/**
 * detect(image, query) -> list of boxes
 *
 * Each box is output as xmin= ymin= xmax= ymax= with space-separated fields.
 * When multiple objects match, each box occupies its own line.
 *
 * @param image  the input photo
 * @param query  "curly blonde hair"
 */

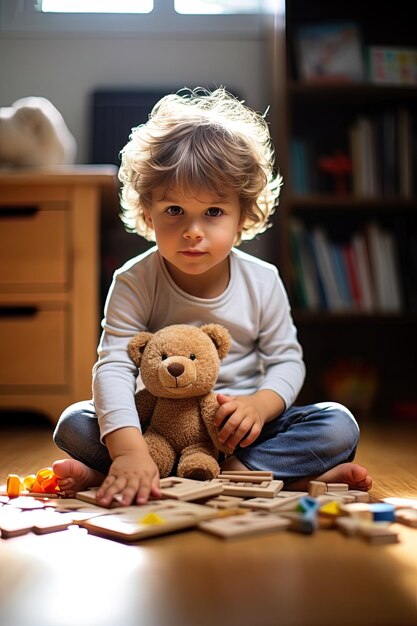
xmin=118 ymin=87 xmax=282 ymax=244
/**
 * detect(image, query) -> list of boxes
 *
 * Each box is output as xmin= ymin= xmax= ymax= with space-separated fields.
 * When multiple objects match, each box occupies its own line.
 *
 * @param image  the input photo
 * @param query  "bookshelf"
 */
xmin=268 ymin=0 xmax=417 ymax=421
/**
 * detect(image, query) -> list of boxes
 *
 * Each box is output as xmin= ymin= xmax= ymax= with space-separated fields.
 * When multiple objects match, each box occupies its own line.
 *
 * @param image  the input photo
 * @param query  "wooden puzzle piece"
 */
xmin=0 ymin=487 xmax=60 ymax=499
xmin=76 ymin=488 xmax=122 ymax=508
xmin=336 ymin=516 xmax=364 ymax=537
xmin=257 ymin=492 xmax=305 ymax=511
xmin=326 ymin=483 xmax=349 ymax=492
xmin=358 ymin=522 xmax=399 ymax=545
xmin=218 ymin=472 xmax=275 ymax=484
xmin=216 ymin=479 xmax=284 ymax=499
xmin=239 ymin=497 xmax=291 ymax=512
xmin=0 ymin=510 xmax=37 ymax=538
xmin=78 ymin=499 xmax=217 ymax=542
xmin=220 ymin=470 xmax=274 ymax=478
xmin=204 ymin=495 xmax=245 ymax=509
xmin=239 ymin=491 xmax=304 ymax=512
xmin=198 ymin=510 xmax=290 ymax=539
xmin=395 ymin=508 xmax=417 ymax=527
xmin=308 ymin=481 xmax=327 ymax=497
xmin=275 ymin=491 xmax=308 ymax=498
xmin=348 ymin=490 xmax=370 ymax=503
xmin=0 ymin=509 xmax=74 ymax=538
xmin=6 ymin=496 xmax=51 ymax=510
xmin=340 ymin=502 xmax=373 ymax=521
xmin=279 ymin=511 xmax=318 ymax=534
xmin=159 ymin=477 xmax=224 ymax=501
xmin=48 ymin=498 xmax=110 ymax=514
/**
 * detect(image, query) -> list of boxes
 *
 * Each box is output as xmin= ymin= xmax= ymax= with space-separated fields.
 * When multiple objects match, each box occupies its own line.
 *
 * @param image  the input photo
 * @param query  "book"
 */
xmin=351 ymin=232 xmax=374 ymax=312
xmin=398 ymin=108 xmax=413 ymax=199
xmin=289 ymin=218 xmax=309 ymax=308
xmin=368 ymin=46 xmax=417 ymax=85
xmin=365 ymin=222 xmax=403 ymax=312
xmin=310 ymin=226 xmax=345 ymax=311
xmin=342 ymin=243 xmax=362 ymax=311
xmin=295 ymin=21 xmax=365 ymax=83
xmin=329 ymin=241 xmax=352 ymax=309
xmin=380 ymin=230 xmax=403 ymax=312
xmin=289 ymin=219 xmax=321 ymax=310
xmin=290 ymin=139 xmax=311 ymax=194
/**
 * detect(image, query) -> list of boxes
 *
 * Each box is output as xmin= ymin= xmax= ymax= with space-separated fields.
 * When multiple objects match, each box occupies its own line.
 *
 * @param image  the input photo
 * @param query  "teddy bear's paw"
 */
xmin=182 ymin=467 xmax=215 ymax=481
xmin=177 ymin=453 xmax=220 ymax=481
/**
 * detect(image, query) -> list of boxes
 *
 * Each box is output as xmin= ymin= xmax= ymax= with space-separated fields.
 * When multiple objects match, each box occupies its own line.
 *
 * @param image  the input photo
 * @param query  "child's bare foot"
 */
xmin=52 ymin=459 xmax=104 ymax=497
xmin=286 ymin=462 xmax=372 ymax=492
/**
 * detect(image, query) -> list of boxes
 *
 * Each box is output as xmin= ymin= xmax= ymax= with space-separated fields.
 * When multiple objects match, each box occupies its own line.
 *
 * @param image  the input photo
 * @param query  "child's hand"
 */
xmin=214 ymin=393 xmax=266 ymax=451
xmin=96 ymin=449 xmax=160 ymax=507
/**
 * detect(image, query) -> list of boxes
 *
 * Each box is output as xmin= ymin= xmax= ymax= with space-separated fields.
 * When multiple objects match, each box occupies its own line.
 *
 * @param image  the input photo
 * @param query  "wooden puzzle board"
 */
xmin=77 ymin=499 xmax=218 ymax=541
xmin=76 ymin=476 xmax=224 ymax=507
xmin=199 ymin=511 xmax=290 ymax=539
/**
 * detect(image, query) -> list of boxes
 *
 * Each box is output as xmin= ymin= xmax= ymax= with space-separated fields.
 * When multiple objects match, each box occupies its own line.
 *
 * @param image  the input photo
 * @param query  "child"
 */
xmin=52 ymin=88 xmax=371 ymax=506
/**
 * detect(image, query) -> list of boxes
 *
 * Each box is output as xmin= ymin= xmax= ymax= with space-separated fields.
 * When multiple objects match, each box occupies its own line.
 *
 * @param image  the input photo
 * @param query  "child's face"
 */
xmin=144 ymin=186 xmax=244 ymax=287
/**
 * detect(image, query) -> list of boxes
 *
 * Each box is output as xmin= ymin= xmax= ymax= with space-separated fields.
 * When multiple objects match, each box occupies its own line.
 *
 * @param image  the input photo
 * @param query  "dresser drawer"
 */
xmin=0 ymin=305 xmax=68 ymax=386
xmin=0 ymin=203 xmax=69 ymax=289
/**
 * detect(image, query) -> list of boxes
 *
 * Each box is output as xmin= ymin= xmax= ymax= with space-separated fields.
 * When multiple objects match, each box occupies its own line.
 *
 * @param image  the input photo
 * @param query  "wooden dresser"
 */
xmin=0 ymin=166 xmax=119 ymax=424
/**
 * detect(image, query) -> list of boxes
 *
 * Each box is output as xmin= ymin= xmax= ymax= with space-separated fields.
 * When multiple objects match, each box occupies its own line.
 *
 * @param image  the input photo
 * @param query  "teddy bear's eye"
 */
xmin=189 ymin=354 xmax=196 ymax=360
xmin=161 ymin=353 xmax=168 ymax=360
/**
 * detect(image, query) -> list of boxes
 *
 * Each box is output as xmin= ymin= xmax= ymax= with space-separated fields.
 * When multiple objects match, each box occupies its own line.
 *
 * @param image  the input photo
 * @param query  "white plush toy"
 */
xmin=0 ymin=97 xmax=77 ymax=167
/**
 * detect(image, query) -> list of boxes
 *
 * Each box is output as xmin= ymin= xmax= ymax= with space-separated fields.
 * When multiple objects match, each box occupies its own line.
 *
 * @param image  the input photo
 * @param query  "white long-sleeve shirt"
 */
xmin=93 ymin=246 xmax=305 ymax=441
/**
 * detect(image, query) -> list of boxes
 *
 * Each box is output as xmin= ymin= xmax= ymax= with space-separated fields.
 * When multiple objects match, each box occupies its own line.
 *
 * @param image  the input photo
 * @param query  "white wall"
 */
xmin=0 ymin=34 xmax=267 ymax=163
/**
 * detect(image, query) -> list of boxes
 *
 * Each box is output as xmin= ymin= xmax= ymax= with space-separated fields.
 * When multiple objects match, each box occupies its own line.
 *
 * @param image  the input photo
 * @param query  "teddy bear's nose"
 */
xmin=167 ymin=362 xmax=184 ymax=378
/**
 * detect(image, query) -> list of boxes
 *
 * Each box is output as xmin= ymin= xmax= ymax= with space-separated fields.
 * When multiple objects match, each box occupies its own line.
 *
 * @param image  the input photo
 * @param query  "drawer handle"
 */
xmin=0 ymin=207 xmax=39 ymax=218
xmin=0 ymin=306 xmax=39 ymax=317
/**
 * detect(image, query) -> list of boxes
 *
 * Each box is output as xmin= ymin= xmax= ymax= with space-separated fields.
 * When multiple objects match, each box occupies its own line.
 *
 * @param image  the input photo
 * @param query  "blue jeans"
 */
xmin=53 ymin=400 xmax=359 ymax=484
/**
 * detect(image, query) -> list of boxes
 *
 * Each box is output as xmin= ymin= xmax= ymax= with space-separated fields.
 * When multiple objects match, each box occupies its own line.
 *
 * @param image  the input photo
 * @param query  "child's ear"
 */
xmin=238 ymin=210 xmax=246 ymax=229
xmin=142 ymin=207 xmax=153 ymax=229
xmin=237 ymin=209 xmax=246 ymax=234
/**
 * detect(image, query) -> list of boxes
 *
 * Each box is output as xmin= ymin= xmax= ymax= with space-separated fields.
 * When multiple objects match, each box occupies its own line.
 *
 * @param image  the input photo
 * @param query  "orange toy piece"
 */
xmin=23 ymin=474 xmax=37 ymax=491
xmin=5 ymin=468 xmax=60 ymax=497
xmin=7 ymin=474 xmax=23 ymax=498
xmin=32 ymin=467 xmax=60 ymax=494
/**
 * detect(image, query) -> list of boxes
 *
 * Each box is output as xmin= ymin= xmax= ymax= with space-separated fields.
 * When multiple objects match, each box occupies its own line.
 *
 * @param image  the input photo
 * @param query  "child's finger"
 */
xmin=238 ymin=422 xmax=262 ymax=448
xmin=217 ymin=393 xmax=235 ymax=405
xmin=97 ymin=475 xmax=128 ymax=505
xmin=136 ymin=479 xmax=153 ymax=505
xmin=223 ymin=417 xmax=252 ymax=449
xmin=218 ymin=417 xmax=239 ymax=443
xmin=214 ymin=400 xmax=237 ymax=427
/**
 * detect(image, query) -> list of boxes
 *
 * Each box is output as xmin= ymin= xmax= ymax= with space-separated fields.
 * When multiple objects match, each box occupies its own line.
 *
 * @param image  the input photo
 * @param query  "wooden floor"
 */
xmin=0 ymin=417 xmax=416 ymax=626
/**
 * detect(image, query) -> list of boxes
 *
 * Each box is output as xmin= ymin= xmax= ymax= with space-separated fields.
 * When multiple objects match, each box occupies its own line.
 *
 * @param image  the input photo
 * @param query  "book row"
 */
xmin=289 ymin=218 xmax=417 ymax=313
xmin=291 ymin=107 xmax=416 ymax=198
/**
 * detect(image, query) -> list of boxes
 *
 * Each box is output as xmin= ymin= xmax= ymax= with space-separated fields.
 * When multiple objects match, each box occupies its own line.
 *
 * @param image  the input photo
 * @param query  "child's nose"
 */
xmin=183 ymin=220 xmax=204 ymax=239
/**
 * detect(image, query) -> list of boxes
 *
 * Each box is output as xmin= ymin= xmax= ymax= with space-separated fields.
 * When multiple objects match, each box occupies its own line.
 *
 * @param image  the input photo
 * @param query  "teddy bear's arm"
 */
xmin=134 ymin=388 xmax=158 ymax=429
xmin=199 ymin=393 xmax=233 ymax=456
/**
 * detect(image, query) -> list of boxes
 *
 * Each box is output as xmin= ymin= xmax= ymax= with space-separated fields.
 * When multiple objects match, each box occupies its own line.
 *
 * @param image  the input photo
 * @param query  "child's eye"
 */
xmin=166 ymin=205 xmax=183 ymax=216
xmin=206 ymin=207 xmax=223 ymax=217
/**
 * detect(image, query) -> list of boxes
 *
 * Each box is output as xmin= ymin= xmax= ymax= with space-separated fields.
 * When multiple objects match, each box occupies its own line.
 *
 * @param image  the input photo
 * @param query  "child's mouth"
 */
xmin=180 ymin=250 xmax=206 ymax=257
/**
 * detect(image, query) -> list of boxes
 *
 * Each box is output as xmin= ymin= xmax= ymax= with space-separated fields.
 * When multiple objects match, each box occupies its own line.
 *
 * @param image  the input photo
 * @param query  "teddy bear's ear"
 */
xmin=200 ymin=324 xmax=231 ymax=360
xmin=127 ymin=332 xmax=153 ymax=367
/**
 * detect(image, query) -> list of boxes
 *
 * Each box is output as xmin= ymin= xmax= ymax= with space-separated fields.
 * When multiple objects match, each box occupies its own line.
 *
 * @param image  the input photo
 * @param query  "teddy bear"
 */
xmin=0 ymin=96 xmax=76 ymax=167
xmin=127 ymin=323 xmax=233 ymax=480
